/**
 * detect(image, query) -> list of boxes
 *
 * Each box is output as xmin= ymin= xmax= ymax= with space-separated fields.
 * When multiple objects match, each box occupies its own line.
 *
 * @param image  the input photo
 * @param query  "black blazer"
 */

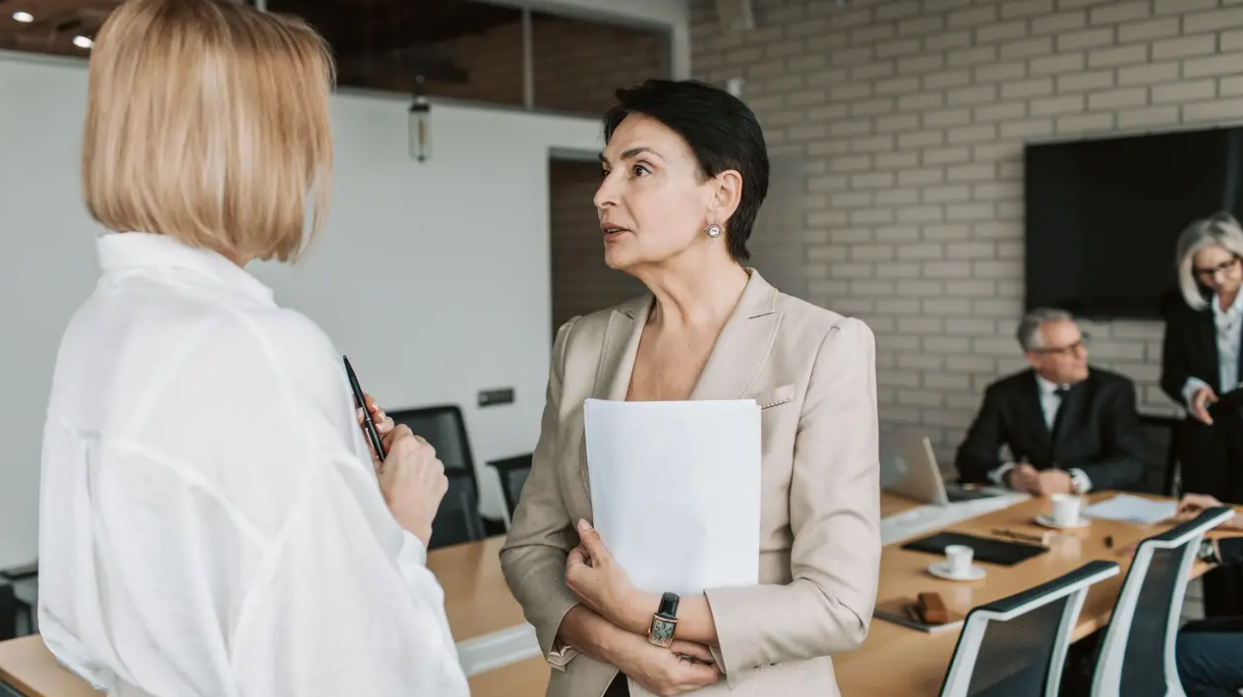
xmin=955 ymin=367 xmax=1145 ymax=491
xmin=1160 ymin=292 xmax=1243 ymax=406
xmin=1160 ymin=293 xmax=1243 ymax=499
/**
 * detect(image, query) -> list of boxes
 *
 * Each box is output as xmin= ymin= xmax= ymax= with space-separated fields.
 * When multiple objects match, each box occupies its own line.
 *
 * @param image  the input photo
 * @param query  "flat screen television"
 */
xmin=1024 ymin=126 xmax=1243 ymax=319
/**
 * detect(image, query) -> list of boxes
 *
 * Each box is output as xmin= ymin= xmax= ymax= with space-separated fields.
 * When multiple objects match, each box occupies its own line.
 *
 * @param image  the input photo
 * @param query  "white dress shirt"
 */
xmin=39 ymin=232 xmax=469 ymax=697
xmin=988 ymin=373 xmax=1092 ymax=493
xmin=1181 ymin=292 xmax=1243 ymax=404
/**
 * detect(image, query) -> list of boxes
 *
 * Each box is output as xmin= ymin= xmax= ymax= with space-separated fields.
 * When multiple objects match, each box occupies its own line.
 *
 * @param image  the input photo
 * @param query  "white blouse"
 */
xmin=39 ymin=232 xmax=469 ymax=697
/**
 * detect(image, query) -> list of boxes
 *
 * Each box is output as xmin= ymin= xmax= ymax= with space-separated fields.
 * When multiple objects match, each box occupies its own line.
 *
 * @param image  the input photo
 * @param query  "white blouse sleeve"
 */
xmin=96 ymin=309 xmax=469 ymax=697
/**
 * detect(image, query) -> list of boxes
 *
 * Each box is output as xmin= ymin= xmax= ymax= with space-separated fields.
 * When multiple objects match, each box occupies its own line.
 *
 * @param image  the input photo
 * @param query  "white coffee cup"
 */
xmin=1051 ymin=493 xmax=1082 ymax=527
xmin=944 ymin=544 xmax=974 ymax=577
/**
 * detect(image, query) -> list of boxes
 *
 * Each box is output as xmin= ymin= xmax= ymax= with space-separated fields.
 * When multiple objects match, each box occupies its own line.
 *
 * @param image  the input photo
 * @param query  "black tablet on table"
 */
xmin=900 ymin=531 xmax=1048 ymax=566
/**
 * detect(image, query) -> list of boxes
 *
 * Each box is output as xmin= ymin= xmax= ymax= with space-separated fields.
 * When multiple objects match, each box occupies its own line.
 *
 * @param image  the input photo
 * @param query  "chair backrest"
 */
xmin=1089 ymin=506 xmax=1235 ymax=697
xmin=428 ymin=470 xmax=487 ymax=550
xmin=0 ymin=582 xmax=15 ymax=641
xmin=388 ymin=405 xmax=476 ymax=477
xmin=488 ymin=454 xmax=532 ymax=520
xmin=1137 ymin=414 xmax=1181 ymax=495
xmin=939 ymin=561 xmax=1120 ymax=697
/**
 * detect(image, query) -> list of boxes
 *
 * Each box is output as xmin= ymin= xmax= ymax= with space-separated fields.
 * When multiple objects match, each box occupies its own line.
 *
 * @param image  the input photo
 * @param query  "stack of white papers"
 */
xmin=584 ymin=398 xmax=761 ymax=596
xmin=1082 ymin=494 xmax=1178 ymax=525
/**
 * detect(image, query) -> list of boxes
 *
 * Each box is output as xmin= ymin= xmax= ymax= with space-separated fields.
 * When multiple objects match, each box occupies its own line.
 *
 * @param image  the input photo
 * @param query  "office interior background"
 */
xmin=2 ymin=0 xmax=1241 ymax=624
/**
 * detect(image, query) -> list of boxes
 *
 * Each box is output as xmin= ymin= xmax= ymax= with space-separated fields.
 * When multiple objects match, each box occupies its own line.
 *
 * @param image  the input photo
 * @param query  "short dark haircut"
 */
xmin=603 ymin=79 xmax=770 ymax=263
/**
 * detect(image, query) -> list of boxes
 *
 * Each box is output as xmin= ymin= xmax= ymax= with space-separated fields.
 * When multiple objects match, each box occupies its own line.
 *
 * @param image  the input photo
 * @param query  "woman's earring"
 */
xmin=704 ymin=221 xmax=724 ymax=239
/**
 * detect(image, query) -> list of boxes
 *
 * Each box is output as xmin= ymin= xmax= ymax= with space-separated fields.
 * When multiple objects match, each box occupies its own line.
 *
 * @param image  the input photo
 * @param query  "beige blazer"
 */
xmin=499 ymin=271 xmax=881 ymax=697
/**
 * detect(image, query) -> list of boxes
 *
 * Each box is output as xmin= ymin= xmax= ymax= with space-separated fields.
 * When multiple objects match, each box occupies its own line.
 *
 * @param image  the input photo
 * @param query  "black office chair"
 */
xmin=427 ymin=469 xmax=487 ymax=550
xmin=387 ymin=405 xmax=476 ymax=481
xmin=488 ymin=454 xmax=532 ymax=520
xmin=0 ymin=582 xmax=15 ymax=642
xmin=1138 ymin=414 xmax=1181 ymax=496
xmin=1088 ymin=506 xmax=1235 ymax=697
xmin=936 ymin=561 xmax=1120 ymax=697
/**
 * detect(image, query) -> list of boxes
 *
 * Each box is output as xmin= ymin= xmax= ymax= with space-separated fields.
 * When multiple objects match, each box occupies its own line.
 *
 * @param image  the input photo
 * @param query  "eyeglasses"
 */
xmin=1194 ymin=257 xmax=1241 ymax=280
xmin=1030 ymin=333 xmax=1090 ymax=356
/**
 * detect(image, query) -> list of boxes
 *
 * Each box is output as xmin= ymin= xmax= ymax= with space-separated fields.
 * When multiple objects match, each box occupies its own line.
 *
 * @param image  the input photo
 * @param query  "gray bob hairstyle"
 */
xmin=1174 ymin=212 xmax=1243 ymax=310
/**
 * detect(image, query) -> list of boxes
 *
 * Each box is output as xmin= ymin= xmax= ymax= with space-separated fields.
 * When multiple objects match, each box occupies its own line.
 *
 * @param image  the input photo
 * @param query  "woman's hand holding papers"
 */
xmin=565 ymin=519 xmax=646 ymax=631
xmin=565 ymin=519 xmax=721 ymax=695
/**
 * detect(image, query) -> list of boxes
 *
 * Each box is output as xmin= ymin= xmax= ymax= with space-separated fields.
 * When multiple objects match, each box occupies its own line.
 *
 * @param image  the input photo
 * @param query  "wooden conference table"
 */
xmin=1 ymin=491 xmax=1237 ymax=697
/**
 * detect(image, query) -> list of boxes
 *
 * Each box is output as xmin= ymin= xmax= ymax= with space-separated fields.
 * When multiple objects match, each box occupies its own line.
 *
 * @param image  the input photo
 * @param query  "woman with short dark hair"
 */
xmin=501 ymin=79 xmax=881 ymax=697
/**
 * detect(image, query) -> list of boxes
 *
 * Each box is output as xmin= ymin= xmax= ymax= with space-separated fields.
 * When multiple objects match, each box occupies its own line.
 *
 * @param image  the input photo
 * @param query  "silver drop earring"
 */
xmin=704 ymin=221 xmax=724 ymax=239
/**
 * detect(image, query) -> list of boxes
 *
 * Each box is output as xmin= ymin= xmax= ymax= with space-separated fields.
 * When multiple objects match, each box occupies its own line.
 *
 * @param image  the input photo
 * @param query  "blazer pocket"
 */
xmin=752 ymin=383 xmax=796 ymax=410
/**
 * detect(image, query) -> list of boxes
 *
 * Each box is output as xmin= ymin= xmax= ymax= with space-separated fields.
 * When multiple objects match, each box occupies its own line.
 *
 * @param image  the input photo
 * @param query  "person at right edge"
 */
xmin=1161 ymin=212 xmax=1243 ymax=618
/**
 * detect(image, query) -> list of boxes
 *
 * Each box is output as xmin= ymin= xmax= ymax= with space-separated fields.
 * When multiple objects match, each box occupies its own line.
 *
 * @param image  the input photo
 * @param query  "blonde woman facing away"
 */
xmin=499 ymin=80 xmax=882 ymax=697
xmin=38 ymin=1 xmax=467 ymax=695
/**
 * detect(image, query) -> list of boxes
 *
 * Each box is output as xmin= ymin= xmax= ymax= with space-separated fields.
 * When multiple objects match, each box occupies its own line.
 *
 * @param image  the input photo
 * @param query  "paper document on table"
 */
xmin=1082 ymin=494 xmax=1178 ymax=525
xmin=584 ymin=397 xmax=761 ymax=596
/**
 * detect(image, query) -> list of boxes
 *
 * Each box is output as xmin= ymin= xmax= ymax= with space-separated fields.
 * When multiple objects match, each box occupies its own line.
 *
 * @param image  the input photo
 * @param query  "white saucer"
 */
xmin=1035 ymin=514 xmax=1089 ymax=529
xmin=927 ymin=561 xmax=986 ymax=582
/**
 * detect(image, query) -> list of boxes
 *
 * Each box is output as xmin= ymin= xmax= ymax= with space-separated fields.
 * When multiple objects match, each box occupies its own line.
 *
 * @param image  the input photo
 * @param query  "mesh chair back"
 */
xmin=963 ymin=596 xmax=1069 ymax=696
xmin=0 ymin=583 xmax=14 ymax=641
xmin=939 ymin=561 xmax=1120 ymax=697
xmin=1118 ymin=545 xmax=1184 ymax=696
xmin=428 ymin=470 xmax=487 ymax=550
xmin=1137 ymin=415 xmax=1180 ymax=495
xmin=389 ymin=406 xmax=475 ymax=476
xmin=1090 ymin=506 xmax=1234 ymax=697
xmin=488 ymin=454 xmax=532 ymax=519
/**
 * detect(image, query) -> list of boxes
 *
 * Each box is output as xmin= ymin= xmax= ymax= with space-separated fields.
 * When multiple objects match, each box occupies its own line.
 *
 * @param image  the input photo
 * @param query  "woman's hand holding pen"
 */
xmin=378 ymin=425 xmax=448 ymax=548
xmin=357 ymin=393 xmax=395 ymax=466
xmin=360 ymin=395 xmax=447 ymax=547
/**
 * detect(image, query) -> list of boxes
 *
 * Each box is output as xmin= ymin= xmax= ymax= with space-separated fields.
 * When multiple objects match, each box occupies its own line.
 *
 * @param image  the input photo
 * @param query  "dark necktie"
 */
xmin=1050 ymin=386 xmax=1070 ymax=444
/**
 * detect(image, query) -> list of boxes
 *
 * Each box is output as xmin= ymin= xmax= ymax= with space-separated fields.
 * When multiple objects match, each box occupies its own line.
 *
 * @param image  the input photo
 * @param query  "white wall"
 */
xmin=0 ymin=51 xmax=604 ymax=569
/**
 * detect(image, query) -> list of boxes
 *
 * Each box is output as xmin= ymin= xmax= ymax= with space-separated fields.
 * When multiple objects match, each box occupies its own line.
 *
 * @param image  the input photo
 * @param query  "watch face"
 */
xmin=650 ymin=618 xmax=676 ymax=647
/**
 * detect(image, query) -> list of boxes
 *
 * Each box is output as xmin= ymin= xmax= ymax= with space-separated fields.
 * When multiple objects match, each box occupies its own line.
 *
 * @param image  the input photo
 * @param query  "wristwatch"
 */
xmin=648 ymin=592 xmax=680 ymax=647
xmin=1198 ymin=539 xmax=1221 ymax=565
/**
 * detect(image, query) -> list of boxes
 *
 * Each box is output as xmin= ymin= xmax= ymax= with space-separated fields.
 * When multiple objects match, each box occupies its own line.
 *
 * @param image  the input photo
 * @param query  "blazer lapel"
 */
xmin=687 ymin=270 xmax=783 ymax=402
xmin=1196 ymin=309 xmax=1220 ymax=384
xmin=592 ymin=295 xmax=652 ymax=402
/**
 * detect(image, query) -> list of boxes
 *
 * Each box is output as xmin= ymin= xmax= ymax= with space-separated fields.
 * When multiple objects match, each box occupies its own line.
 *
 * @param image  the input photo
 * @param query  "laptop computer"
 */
xmin=881 ymin=434 xmax=1001 ymax=505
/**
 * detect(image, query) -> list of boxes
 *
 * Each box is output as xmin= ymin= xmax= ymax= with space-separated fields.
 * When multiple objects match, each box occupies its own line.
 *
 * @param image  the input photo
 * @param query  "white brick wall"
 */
xmin=691 ymin=0 xmax=1243 ymax=467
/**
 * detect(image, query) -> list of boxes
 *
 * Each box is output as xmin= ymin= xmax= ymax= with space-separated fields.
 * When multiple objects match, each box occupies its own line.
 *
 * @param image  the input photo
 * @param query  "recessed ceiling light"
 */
xmin=12 ymin=11 xmax=34 ymax=22
xmin=73 ymin=35 xmax=93 ymax=49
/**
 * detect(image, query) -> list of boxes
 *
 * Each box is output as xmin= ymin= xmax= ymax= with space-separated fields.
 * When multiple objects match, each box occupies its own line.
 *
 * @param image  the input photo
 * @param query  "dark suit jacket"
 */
xmin=955 ymin=367 xmax=1145 ymax=491
xmin=1160 ymin=293 xmax=1243 ymax=500
xmin=1223 ymin=537 xmax=1243 ymax=568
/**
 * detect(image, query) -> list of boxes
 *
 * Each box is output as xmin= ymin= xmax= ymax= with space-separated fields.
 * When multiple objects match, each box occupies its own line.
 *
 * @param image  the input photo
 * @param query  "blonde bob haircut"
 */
xmin=82 ymin=0 xmax=334 ymax=263
xmin=1175 ymin=211 xmax=1243 ymax=310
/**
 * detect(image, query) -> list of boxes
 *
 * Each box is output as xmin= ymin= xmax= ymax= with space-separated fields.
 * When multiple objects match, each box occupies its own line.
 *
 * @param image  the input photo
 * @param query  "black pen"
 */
xmin=343 ymin=355 xmax=386 ymax=461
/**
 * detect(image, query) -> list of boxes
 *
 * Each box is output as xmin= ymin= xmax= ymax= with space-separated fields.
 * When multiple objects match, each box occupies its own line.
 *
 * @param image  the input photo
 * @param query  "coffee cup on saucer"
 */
xmin=1052 ymin=494 xmax=1082 ymax=526
xmin=1036 ymin=493 xmax=1088 ymax=529
xmin=928 ymin=544 xmax=985 ymax=581
xmin=945 ymin=544 xmax=973 ymax=576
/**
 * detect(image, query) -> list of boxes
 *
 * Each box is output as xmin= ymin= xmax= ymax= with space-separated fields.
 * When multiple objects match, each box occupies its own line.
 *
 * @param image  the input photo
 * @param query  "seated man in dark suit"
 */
xmin=956 ymin=308 xmax=1145 ymax=495
xmin=1173 ymin=493 xmax=1243 ymax=697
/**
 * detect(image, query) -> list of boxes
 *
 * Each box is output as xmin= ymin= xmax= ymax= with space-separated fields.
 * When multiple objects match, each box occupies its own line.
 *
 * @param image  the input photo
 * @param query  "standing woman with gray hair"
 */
xmin=1161 ymin=211 xmax=1243 ymax=617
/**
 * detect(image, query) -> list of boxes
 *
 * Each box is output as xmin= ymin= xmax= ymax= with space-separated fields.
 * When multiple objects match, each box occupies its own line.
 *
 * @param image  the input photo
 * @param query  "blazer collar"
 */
xmin=593 ymin=268 xmax=783 ymax=402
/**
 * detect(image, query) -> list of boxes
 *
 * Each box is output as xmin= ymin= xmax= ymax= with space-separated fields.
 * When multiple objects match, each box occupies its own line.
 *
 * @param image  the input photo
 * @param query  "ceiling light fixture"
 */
xmin=408 ymin=75 xmax=430 ymax=163
xmin=12 ymin=11 xmax=34 ymax=22
xmin=73 ymin=35 xmax=93 ymax=49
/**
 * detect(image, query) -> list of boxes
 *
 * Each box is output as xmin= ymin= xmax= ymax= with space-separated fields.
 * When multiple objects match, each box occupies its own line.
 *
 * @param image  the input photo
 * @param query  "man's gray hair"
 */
xmin=1016 ymin=308 xmax=1074 ymax=352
